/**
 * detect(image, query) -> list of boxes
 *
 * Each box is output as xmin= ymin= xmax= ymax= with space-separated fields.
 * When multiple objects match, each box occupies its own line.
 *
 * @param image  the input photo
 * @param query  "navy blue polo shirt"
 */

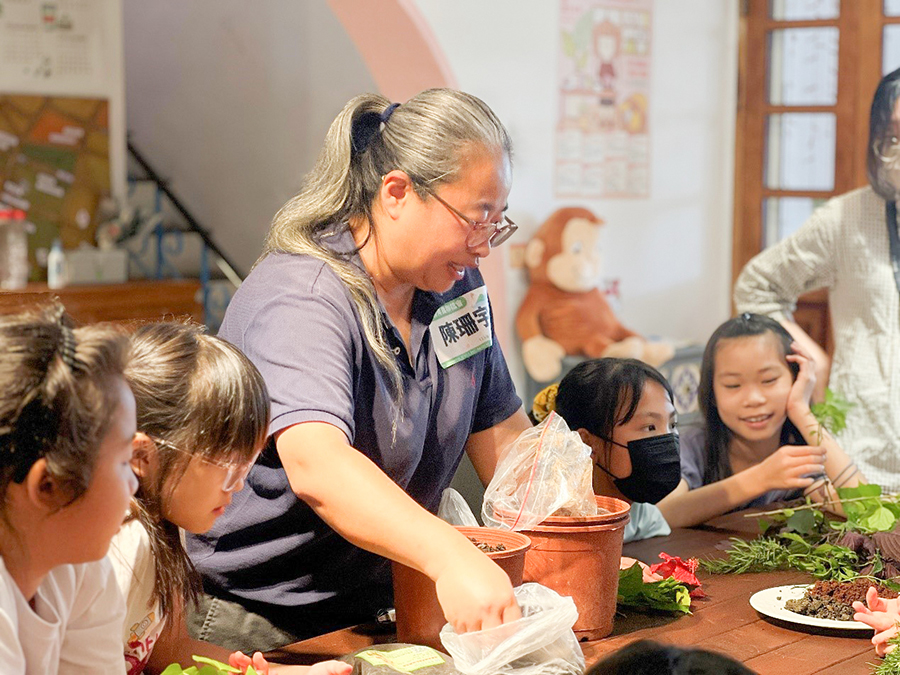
xmin=186 ymin=230 xmax=521 ymax=624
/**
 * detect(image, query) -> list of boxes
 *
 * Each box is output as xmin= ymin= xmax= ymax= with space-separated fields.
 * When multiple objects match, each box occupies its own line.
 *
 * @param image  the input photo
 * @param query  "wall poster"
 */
xmin=556 ymin=0 xmax=653 ymax=199
xmin=0 ymin=94 xmax=110 ymax=277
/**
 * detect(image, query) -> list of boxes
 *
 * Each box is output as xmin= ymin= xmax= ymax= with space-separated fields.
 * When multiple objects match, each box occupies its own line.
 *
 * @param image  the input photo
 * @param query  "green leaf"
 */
xmin=786 ymin=509 xmax=817 ymax=535
xmin=617 ymin=563 xmax=691 ymax=614
xmin=197 ymin=667 xmax=220 ymax=675
xmin=192 ymin=656 xmax=240 ymax=673
xmin=839 ymin=484 xmax=882 ymax=500
xmin=862 ymin=506 xmax=897 ymax=532
xmin=160 ymin=666 xmax=184 ymax=675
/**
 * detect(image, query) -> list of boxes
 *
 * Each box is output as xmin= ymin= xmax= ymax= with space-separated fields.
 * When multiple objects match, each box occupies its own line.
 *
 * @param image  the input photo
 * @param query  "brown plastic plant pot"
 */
xmin=392 ymin=526 xmax=532 ymax=651
xmin=514 ymin=495 xmax=630 ymax=641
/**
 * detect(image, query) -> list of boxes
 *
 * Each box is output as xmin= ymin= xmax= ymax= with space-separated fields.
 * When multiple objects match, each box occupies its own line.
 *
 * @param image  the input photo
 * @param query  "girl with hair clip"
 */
xmin=656 ymin=313 xmax=864 ymax=528
xmin=110 ymin=322 xmax=349 ymax=675
xmin=531 ymin=358 xmax=680 ymax=544
xmin=0 ymin=303 xmax=136 ymax=673
xmin=185 ymin=89 xmax=531 ymax=650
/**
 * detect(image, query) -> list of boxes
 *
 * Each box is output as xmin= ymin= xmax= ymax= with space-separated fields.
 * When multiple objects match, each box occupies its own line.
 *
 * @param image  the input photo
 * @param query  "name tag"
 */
xmin=430 ymin=285 xmax=492 ymax=368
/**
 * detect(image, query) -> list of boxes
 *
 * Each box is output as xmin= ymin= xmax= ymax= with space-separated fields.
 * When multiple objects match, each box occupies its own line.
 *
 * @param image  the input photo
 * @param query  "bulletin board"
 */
xmin=0 ymin=94 xmax=110 ymax=277
xmin=555 ymin=0 xmax=653 ymax=199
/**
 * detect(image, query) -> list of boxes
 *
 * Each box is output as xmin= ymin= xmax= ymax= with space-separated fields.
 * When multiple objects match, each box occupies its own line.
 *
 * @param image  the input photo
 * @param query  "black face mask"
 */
xmin=594 ymin=432 xmax=681 ymax=504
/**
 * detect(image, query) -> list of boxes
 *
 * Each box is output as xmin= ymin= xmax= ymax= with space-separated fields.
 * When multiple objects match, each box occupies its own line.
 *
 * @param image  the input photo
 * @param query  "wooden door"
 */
xmin=733 ymin=0 xmax=900 ymax=354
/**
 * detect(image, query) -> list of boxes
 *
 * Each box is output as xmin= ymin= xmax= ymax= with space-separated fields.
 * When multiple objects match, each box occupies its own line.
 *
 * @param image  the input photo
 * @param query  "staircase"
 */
xmin=125 ymin=140 xmax=243 ymax=331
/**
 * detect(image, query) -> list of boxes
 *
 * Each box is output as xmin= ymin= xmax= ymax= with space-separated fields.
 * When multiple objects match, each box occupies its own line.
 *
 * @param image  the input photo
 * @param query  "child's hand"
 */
xmin=785 ymin=342 xmax=816 ymax=417
xmin=853 ymin=586 xmax=900 ymax=632
xmin=230 ymin=652 xmax=270 ymax=674
xmin=872 ymin=625 xmax=900 ymax=657
xmin=230 ymin=651 xmax=353 ymax=675
xmin=308 ymin=660 xmax=353 ymax=675
xmin=756 ymin=445 xmax=825 ymax=491
xmin=620 ymin=556 xmax=663 ymax=583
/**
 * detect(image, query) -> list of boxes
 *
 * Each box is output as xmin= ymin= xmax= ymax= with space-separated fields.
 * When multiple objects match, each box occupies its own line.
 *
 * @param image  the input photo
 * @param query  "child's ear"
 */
xmin=131 ymin=432 xmax=157 ymax=479
xmin=577 ymin=428 xmax=602 ymax=461
xmin=23 ymin=458 xmax=72 ymax=512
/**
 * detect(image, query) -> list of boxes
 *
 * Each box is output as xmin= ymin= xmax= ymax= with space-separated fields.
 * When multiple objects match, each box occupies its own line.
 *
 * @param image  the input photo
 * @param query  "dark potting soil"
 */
xmin=784 ymin=579 xmax=899 ymax=621
xmin=468 ymin=537 xmax=507 ymax=553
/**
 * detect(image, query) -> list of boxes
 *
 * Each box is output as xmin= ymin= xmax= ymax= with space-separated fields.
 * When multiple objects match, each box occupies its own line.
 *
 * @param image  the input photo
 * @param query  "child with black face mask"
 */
xmin=531 ymin=357 xmax=681 ymax=543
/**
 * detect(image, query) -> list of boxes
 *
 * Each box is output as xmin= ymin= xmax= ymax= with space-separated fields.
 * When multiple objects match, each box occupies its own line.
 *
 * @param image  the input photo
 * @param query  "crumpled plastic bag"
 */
xmin=437 ymin=488 xmax=480 ymax=527
xmin=481 ymin=412 xmax=596 ymax=531
xmin=439 ymin=583 xmax=584 ymax=675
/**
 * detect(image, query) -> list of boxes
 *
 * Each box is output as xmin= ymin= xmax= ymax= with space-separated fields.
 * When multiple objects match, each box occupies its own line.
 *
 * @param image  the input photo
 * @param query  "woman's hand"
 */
xmin=785 ymin=341 xmax=816 ymax=420
xmin=620 ymin=556 xmax=663 ymax=583
xmin=754 ymin=445 xmax=826 ymax=491
xmin=434 ymin=547 xmax=521 ymax=633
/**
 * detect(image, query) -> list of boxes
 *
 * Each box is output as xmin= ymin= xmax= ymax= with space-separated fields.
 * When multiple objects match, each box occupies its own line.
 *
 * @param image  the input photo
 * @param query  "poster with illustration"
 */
xmin=556 ymin=0 xmax=652 ymax=199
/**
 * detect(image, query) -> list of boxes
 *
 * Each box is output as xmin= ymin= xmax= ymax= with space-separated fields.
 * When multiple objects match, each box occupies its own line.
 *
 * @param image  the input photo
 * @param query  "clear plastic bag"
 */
xmin=437 ymin=488 xmax=480 ymax=527
xmin=481 ymin=412 xmax=596 ymax=531
xmin=439 ymin=583 xmax=584 ymax=675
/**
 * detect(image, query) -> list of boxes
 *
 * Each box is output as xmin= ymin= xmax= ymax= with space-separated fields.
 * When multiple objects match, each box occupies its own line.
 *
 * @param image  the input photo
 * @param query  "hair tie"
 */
xmin=381 ymin=102 xmax=400 ymax=123
xmin=59 ymin=325 xmax=79 ymax=370
xmin=531 ymin=383 xmax=560 ymax=423
xmin=741 ymin=312 xmax=752 ymax=322
xmin=351 ymin=103 xmax=400 ymax=155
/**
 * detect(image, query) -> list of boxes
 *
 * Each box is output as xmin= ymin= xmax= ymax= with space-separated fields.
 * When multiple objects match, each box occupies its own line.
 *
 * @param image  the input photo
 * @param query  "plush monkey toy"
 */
xmin=516 ymin=207 xmax=673 ymax=382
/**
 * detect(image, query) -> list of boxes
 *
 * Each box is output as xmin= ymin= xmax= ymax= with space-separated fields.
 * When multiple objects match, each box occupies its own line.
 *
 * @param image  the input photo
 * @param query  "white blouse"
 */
xmin=734 ymin=185 xmax=900 ymax=490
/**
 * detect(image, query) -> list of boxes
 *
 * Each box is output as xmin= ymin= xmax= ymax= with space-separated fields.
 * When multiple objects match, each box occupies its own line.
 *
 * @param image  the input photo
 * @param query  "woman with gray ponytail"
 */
xmin=186 ymin=89 xmax=532 ymax=650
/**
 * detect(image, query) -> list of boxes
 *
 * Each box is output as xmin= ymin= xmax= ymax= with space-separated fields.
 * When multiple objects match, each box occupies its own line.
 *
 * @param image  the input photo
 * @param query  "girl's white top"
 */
xmin=109 ymin=519 xmax=166 ymax=675
xmin=0 ymin=555 xmax=126 ymax=674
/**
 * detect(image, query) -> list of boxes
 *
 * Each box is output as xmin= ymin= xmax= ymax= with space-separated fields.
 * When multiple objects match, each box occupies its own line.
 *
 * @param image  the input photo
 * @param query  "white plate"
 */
xmin=748 ymin=584 xmax=871 ymax=630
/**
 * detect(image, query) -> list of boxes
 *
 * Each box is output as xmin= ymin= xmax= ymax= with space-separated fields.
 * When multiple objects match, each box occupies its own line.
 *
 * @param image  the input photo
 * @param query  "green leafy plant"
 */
xmin=705 ymin=485 xmax=900 ymax=582
xmin=617 ymin=562 xmax=692 ymax=614
xmin=160 ymin=656 xmax=257 ymax=675
xmin=810 ymin=387 xmax=855 ymax=441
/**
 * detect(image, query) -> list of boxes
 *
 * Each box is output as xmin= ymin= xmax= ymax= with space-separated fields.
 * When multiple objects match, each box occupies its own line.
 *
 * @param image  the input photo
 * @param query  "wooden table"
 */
xmin=0 ymin=279 xmax=203 ymax=324
xmin=270 ymin=511 xmax=878 ymax=674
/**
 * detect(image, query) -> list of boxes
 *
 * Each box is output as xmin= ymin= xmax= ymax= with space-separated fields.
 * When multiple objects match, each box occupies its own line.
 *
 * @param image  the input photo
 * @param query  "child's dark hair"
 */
xmin=123 ymin=321 xmax=270 ymax=616
xmin=0 ymin=302 xmax=129 ymax=512
xmin=554 ymin=358 xmax=674 ymax=439
xmin=699 ymin=313 xmax=802 ymax=484
xmin=587 ymin=639 xmax=756 ymax=675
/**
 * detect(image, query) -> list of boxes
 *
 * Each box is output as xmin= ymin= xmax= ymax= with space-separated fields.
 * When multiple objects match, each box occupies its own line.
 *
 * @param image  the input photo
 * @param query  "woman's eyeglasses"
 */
xmin=423 ymin=188 xmax=517 ymax=248
xmin=148 ymin=436 xmax=259 ymax=492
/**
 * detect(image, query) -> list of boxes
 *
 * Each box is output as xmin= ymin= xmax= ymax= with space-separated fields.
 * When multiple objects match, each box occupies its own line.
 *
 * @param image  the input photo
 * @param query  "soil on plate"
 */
xmin=784 ymin=579 xmax=899 ymax=621
xmin=468 ymin=537 xmax=507 ymax=553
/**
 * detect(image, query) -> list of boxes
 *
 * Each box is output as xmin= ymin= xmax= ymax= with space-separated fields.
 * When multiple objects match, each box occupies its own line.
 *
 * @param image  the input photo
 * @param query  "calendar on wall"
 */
xmin=0 ymin=0 xmax=110 ymax=91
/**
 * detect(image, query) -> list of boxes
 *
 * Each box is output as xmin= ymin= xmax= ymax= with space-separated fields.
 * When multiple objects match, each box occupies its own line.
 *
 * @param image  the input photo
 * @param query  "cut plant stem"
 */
xmin=746 ymin=494 xmax=900 ymax=519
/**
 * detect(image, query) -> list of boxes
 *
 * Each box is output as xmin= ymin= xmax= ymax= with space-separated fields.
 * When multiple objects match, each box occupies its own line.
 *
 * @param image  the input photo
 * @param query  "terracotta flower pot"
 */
xmin=517 ymin=495 xmax=630 ymax=641
xmin=392 ymin=526 xmax=532 ymax=650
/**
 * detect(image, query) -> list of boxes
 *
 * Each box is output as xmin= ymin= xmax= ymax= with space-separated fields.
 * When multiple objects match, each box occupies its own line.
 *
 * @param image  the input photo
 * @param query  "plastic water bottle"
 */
xmin=0 ymin=209 xmax=29 ymax=290
xmin=47 ymin=238 xmax=68 ymax=289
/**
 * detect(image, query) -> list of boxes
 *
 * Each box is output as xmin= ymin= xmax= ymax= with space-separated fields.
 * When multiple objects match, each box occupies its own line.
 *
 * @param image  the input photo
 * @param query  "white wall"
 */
xmin=123 ymin=0 xmax=376 ymax=277
xmin=123 ymin=0 xmax=737 ymax=384
xmin=413 ymin=0 xmax=738 ymax=390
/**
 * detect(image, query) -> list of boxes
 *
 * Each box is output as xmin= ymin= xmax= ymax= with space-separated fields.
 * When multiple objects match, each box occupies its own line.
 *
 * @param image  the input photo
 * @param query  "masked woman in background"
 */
xmin=734 ymin=67 xmax=900 ymax=492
